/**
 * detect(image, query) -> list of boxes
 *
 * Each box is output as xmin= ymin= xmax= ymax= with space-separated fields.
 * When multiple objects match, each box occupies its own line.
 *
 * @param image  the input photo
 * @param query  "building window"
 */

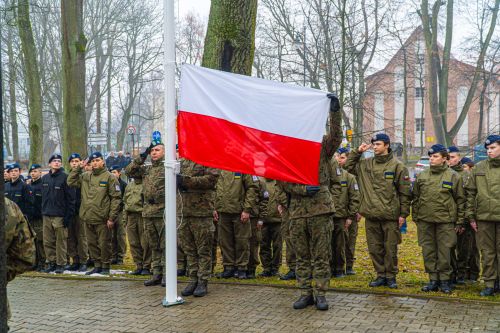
xmin=416 ymin=118 xmax=425 ymax=132
xmin=416 ymin=87 xmax=425 ymax=98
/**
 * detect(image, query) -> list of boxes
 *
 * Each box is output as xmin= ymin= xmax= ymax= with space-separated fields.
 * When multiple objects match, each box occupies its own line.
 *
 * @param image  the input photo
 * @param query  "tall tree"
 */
xmin=17 ymin=0 xmax=43 ymax=163
xmin=61 ymin=0 xmax=87 ymax=162
xmin=202 ymin=0 xmax=258 ymax=74
xmin=6 ymin=20 xmax=19 ymax=160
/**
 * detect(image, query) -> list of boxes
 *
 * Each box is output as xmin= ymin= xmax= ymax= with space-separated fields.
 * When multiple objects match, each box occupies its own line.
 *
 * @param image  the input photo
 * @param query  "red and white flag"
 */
xmin=177 ymin=65 xmax=330 ymax=185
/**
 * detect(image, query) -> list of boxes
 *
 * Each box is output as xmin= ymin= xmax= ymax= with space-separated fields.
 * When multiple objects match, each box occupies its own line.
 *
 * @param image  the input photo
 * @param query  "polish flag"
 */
xmin=177 ymin=65 xmax=330 ymax=185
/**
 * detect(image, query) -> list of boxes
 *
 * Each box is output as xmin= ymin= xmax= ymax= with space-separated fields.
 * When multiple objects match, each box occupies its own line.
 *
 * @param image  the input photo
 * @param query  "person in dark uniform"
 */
xmin=5 ymin=163 xmax=34 ymax=221
xmin=28 ymin=164 xmax=44 ymax=270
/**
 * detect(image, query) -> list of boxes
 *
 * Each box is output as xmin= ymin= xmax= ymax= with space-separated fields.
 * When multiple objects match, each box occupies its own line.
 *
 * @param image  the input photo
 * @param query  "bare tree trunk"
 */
xmin=61 ymin=0 xmax=87 ymax=165
xmin=202 ymin=0 xmax=258 ymax=75
xmin=402 ymin=49 xmax=408 ymax=163
xmin=17 ymin=0 xmax=43 ymax=163
xmin=106 ymin=48 xmax=113 ymax=152
xmin=7 ymin=23 xmax=18 ymax=160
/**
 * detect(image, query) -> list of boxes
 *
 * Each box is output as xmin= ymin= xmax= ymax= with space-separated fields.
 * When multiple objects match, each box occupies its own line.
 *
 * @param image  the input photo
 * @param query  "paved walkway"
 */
xmin=7 ymin=277 xmax=500 ymax=333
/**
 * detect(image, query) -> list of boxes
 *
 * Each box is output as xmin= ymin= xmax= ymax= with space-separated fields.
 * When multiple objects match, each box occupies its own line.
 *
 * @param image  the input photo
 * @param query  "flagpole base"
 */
xmin=162 ymin=297 xmax=185 ymax=307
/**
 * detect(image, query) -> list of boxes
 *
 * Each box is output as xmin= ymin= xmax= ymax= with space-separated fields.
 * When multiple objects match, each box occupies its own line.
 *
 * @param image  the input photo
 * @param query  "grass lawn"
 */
xmin=27 ymin=218 xmax=500 ymax=303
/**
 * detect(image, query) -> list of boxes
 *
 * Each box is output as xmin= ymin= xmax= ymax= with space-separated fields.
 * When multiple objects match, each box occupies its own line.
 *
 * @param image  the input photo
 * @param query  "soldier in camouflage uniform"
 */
xmin=330 ymin=152 xmax=360 ymax=277
xmin=344 ymin=133 xmax=411 ymax=289
xmin=277 ymin=96 xmax=342 ymax=311
xmin=259 ymin=178 xmax=285 ymax=277
xmin=122 ymin=175 xmax=152 ymax=275
xmin=177 ymin=158 xmax=219 ymax=297
xmin=279 ymin=196 xmax=296 ymax=281
xmin=5 ymin=198 xmax=36 ymax=321
xmin=125 ymin=141 xmax=167 ymax=286
xmin=214 ymin=171 xmax=259 ymax=279
xmin=67 ymin=152 xmax=122 ymax=275
xmin=248 ymin=178 xmax=269 ymax=279
xmin=448 ymin=146 xmax=479 ymax=284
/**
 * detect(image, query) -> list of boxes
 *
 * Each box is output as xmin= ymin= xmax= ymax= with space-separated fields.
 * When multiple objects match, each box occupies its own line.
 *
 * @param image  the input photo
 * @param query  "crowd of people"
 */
xmin=3 ymin=132 xmax=500 ymax=312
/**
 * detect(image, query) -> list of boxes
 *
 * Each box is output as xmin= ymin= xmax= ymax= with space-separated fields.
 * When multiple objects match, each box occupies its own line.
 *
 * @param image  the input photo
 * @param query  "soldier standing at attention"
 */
xmin=466 ymin=135 xmax=500 ymax=296
xmin=277 ymin=96 xmax=341 ymax=311
xmin=247 ymin=177 xmax=269 ymax=279
xmin=5 ymin=198 xmax=36 ymax=324
xmin=67 ymin=152 xmax=121 ymax=275
xmin=177 ymin=159 xmax=219 ymax=297
xmin=330 ymin=151 xmax=360 ymax=277
xmin=5 ymin=163 xmax=33 ymax=221
xmin=412 ymin=144 xmax=465 ymax=294
xmin=125 ymin=140 xmax=167 ymax=286
xmin=41 ymin=154 xmax=76 ymax=274
xmin=447 ymin=146 xmax=479 ymax=284
xmin=28 ymin=164 xmax=44 ymax=270
xmin=66 ymin=153 xmax=89 ymax=272
xmin=344 ymin=133 xmax=411 ymax=289
xmin=213 ymin=171 xmax=259 ymax=280
xmin=109 ymin=165 xmax=127 ymax=265
xmin=123 ymin=174 xmax=151 ymax=276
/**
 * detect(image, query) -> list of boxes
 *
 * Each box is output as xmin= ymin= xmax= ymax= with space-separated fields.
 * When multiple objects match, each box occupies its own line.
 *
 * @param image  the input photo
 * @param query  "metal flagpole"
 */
xmin=162 ymin=0 xmax=183 ymax=307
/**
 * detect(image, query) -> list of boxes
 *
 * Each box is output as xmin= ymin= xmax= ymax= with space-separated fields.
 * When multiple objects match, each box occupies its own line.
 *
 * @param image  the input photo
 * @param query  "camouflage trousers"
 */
xmin=331 ymin=218 xmax=347 ymax=274
xmin=290 ymin=214 xmax=332 ymax=297
xmin=85 ymin=222 xmax=112 ymax=269
xmin=43 ymin=216 xmax=68 ymax=266
xmin=178 ymin=216 xmax=214 ymax=282
xmin=67 ymin=215 xmax=88 ymax=264
xmin=144 ymin=217 xmax=165 ymax=275
xmin=365 ymin=219 xmax=401 ymax=279
xmin=31 ymin=218 xmax=45 ymax=267
xmin=126 ymin=212 xmax=151 ymax=270
xmin=111 ymin=211 xmax=127 ymax=261
xmin=281 ymin=217 xmax=296 ymax=271
xmin=345 ymin=218 xmax=359 ymax=268
xmin=259 ymin=222 xmax=282 ymax=272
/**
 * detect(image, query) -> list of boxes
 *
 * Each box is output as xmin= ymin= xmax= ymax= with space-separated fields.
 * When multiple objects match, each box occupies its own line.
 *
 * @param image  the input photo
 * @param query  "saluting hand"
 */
xmin=358 ymin=143 xmax=371 ymax=153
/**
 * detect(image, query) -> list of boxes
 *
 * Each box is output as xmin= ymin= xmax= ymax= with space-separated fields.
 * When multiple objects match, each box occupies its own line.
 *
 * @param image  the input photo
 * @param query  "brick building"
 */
xmin=363 ymin=27 xmax=500 ymax=152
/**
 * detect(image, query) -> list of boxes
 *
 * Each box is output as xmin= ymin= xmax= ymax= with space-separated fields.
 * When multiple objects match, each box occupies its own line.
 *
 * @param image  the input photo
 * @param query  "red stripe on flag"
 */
xmin=178 ymin=111 xmax=321 ymax=185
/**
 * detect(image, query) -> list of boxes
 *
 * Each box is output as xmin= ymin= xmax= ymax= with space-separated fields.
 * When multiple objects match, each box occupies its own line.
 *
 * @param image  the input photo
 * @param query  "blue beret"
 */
xmin=371 ymin=133 xmax=390 ymax=144
xmin=29 ymin=164 xmax=42 ymax=172
xmin=68 ymin=153 xmax=81 ymax=162
xmin=447 ymin=146 xmax=460 ymax=153
xmin=461 ymin=157 xmax=473 ymax=165
xmin=109 ymin=165 xmax=122 ymax=172
xmin=485 ymin=135 xmax=500 ymax=148
xmin=7 ymin=163 xmax=21 ymax=171
xmin=337 ymin=147 xmax=349 ymax=155
xmin=49 ymin=154 xmax=62 ymax=163
xmin=151 ymin=140 xmax=163 ymax=148
xmin=88 ymin=152 xmax=103 ymax=162
xmin=428 ymin=144 xmax=448 ymax=155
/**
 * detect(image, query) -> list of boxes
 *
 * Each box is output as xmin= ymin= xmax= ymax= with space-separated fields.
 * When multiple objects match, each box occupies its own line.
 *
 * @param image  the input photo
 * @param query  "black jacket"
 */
xmin=41 ymin=169 xmax=76 ymax=222
xmin=118 ymin=178 xmax=127 ymax=209
xmin=30 ymin=178 xmax=43 ymax=220
xmin=5 ymin=178 xmax=34 ymax=219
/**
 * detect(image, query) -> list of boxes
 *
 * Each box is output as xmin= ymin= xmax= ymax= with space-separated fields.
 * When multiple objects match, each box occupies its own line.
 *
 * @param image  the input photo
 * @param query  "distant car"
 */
xmin=415 ymin=156 xmax=430 ymax=175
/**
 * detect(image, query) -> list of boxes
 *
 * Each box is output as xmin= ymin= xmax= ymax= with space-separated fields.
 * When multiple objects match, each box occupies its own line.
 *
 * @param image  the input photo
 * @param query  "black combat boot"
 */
xmin=54 ymin=265 xmax=65 ymax=274
xmin=101 ymin=268 xmax=110 ymax=275
xmin=144 ymin=274 xmax=163 ymax=286
xmin=177 ymin=268 xmax=186 ymax=277
xmin=130 ymin=267 xmax=143 ymax=275
xmin=421 ymin=280 xmax=439 ymax=292
xmin=315 ymin=296 xmax=329 ymax=311
xmin=193 ymin=280 xmax=208 ymax=297
xmin=440 ymin=280 xmax=452 ymax=294
xmin=181 ymin=281 xmax=198 ymax=296
xmin=219 ymin=267 xmax=235 ymax=279
xmin=42 ymin=263 xmax=56 ymax=273
xmin=333 ymin=270 xmax=345 ymax=278
xmin=78 ymin=264 xmax=88 ymax=272
xmin=280 ymin=270 xmax=296 ymax=281
xmin=293 ymin=295 xmax=314 ymax=309
xmin=456 ymin=276 xmax=466 ymax=285
xmin=141 ymin=269 xmax=151 ymax=275
xmin=345 ymin=267 xmax=356 ymax=275
xmin=495 ymin=279 xmax=500 ymax=292
xmin=386 ymin=278 xmax=398 ymax=289
xmin=237 ymin=269 xmax=247 ymax=279
xmin=259 ymin=270 xmax=273 ymax=277
xmin=85 ymin=267 xmax=102 ymax=275
xmin=369 ymin=277 xmax=387 ymax=287
xmin=65 ymin=263 xmax=80 ymax=271
xmin=480 ymin=287 xmax=495 ymax=296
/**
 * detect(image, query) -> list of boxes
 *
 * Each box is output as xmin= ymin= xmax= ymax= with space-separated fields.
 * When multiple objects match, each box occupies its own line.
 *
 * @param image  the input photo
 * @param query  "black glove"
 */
xmin=176 ymin=174 xmax=187 ymax=192
xmin=63 ymin=217 xmax=72 ymax=228
xmin=327 ymin=93 xmax=340 ymax=112
xmin=305 ymin=186 xmax=320 ymax=196
xmin=140 ymin=143 xmax=154 ymax=161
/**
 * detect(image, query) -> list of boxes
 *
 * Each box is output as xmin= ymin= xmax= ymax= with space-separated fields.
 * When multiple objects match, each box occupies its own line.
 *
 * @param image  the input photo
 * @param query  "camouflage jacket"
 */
xmin=5 ymin=198 xmax=35 ymax=282
xmin=214 ymin=171 xmax=259 ymax=214
xmin=177 ymin=159 xmax=219 ymax=217
xmin=124 ymin=179 xmax=144 ymax=214
xmin=125 ymin=156 xmax=165 ymax=218
xmin=250 ymin=178 xmax=270 ymax=220
xmin=67 ymin=166 xmax=122 ymax=224
xmin=330 ymin=164 xmax=360 ymax=220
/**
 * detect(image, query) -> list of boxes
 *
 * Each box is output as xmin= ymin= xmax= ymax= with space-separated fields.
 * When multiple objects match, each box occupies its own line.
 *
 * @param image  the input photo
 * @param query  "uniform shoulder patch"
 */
xmin=252 ymin=175 xmax=259 ymax=182
xmin=354 ymin=183 xmax=359 ymax=191
xmin=263 ymin=190 xmax=270 ymax=198
xmin=442 ymin=181 xmax=453 ymax=189
xmin=340 ymin=181 xmax=348 ymax=187
xmin=115 ymin=185 xmax=121 ymax=192
xmin=99 ymin=181 xmax=108 ymax=187
xmin=234 ymin=172 xmax=242 ymax=179
xmin=384 ymin=171 xmax=395 ymax=179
